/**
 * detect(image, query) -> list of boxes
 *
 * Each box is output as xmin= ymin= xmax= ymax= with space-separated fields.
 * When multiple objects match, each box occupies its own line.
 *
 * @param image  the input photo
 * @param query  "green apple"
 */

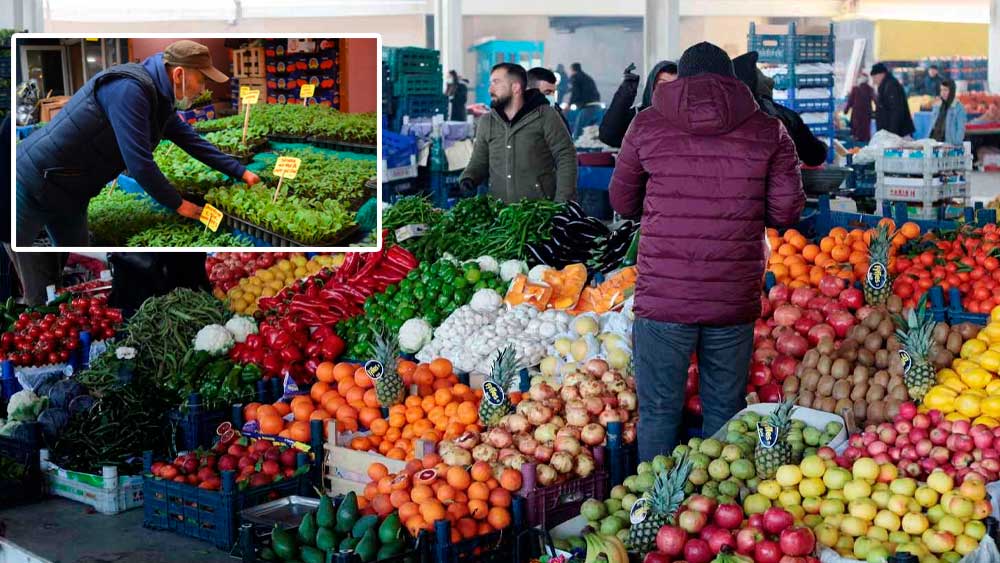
xmin=802 ymin=496 xmax=822 ymax=515
xmin=937 ymin=515 xmax=965 ymax=536
xmin=946 ymin=496 xmax=974 ymax=520
xmin=835 ymin=535 xmax=855 ymax=554
xmin=730 ymin=459 xmax=755 ymax=480
xmin=688 ymin=468 xmax=709 ymax=486
xmin=853 ymin=536 xmax=876 ymax=559
xmin=888 ymin=530 xmax=911 ymax=545
xmin=719 ymin=479 xmax=741 ymax=498
xmin=823 ymin=467 xmax=851 ymax=490
xmin=609 ymin=485 xmax=627 ymax=500
xmin=720 ymin=444 xmax=743 ymax=462
xmin=866 ymin=545 xmax=891 ymax=563
xmin=743 ymin=493 xmax=771 ymax=515
xmin=926 ymin=504 xmax=946 ymax=525
xmin=889 ymin=477 xmax=917 ymax=497
xmin=804 ymin=514 xmax=824 ymax=529
xmin=820 ymin=498 xmax=846 ymax=517
xmin=865 ymin=526 xmax=889 ymax=542
xmin=844 ymin=479 xmax=873 ymax=501
xmin=871 ymin=490 xmax=892 ymax=510
xmin=621 ymin=494 xmax=638 ymax=511
xmin=698 ymin=438 xmax=722 ymax=458
xmin=915 ymin=486 xmax=939 ymax=508
xmin=651 ymin=454 xmax=671 ymax=474
xmin=800 ymin=455 xmax=826 ymax=478
xmin=604 ymin=498 xmax=622 ymax=515
xmin=964 ymin=520 xmax=986 ymax=541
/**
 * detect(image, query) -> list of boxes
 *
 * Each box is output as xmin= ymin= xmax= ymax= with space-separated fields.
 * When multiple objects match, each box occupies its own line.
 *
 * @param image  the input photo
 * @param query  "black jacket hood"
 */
xmin=495 ymin=88 xmax=550 ymax=125
xmin=641 ymin=60 xmax=676 ymax=109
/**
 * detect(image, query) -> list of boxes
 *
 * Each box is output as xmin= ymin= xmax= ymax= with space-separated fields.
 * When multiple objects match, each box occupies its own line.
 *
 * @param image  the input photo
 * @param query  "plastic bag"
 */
xmin=853 ymin=130 xmax=905 ymax=165
xmin=15 ymin=364 xmax=73 ymax=393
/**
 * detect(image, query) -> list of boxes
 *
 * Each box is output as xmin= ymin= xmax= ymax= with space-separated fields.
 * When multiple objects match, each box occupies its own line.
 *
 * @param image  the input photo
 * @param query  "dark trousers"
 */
xmin=633 ymin=317 xmax=753 ymax=462
xmin=15 ymin=182 xmax=90 ymax=247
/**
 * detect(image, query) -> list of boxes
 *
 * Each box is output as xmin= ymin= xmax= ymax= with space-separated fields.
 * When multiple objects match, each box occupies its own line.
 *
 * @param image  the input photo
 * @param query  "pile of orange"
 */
xmin=766 ymin=220 xmax=920 ymax=289
xmin=349 ymin=380 xmax=485 ymax=461
xmin=360 ymin=458 xmax=522 ymax=543
xmin=398 ymin=358 xmax=462 ymax=398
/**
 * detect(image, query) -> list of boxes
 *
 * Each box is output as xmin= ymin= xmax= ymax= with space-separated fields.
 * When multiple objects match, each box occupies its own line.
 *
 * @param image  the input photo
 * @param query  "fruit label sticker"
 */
xmin=391 ymin=472 xmax=410 ymax=487
xmin=242 ymin=89 xmax=260 ymax=105
xmin=395 ymin=224 xmax=428 ymax=242
xmin=299 ymin=83 xmax=316 ymax=98
xmin=899 ymin=350 xmax=913 ymax=375
xmin=757 ymin=422 xmax=779 ymax=449
xmin=272 ymin=156 xmax=302 ymax=180
xmin=364 ymin=360 xmax=384 ymax=382
xmin=483 ymin=381 xmax=506 ymax=406
xmin=629 ymin=498 xmax=649 ymax=525
xmin=867 ymin=261 xmax=888 ymax=290
xmin=199 ymin=204 xmax=224 ymax=232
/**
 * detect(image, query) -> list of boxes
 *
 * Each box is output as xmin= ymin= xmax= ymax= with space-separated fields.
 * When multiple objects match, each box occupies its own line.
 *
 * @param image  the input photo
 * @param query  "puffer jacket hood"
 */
xmin=640 ymin=60 xmax=675 ymax=109
xmin=654 ymin=73 xmax=759 ymax=136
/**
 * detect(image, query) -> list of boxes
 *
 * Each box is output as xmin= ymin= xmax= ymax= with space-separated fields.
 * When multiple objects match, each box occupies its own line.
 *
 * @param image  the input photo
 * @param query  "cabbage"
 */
xmin=38 ymin=408 xmax=69 ymax=443
xmin=47 ymin=379 xmax=85 ymax=410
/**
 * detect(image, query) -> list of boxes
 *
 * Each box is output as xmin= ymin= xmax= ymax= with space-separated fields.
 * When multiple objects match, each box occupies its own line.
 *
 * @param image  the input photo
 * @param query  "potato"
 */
xmin=832 ymin=380 xmax=851 ymax=401
xmin=831 ymin=359 xmax=851 ymax=379
xmin=817 ymin=355 xmax=832 ymax=377
xmin=817 ymin=375 xmax=835 ymax=397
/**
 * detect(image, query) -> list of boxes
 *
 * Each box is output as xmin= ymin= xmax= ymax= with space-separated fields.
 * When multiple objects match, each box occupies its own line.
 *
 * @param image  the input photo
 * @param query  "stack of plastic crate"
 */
xmin=875 ymin=142 xmax=973 ymax=219
xmin=383 ymin=47 xmax=447 ymax=132
xmin=750 ymin=22 xmax=836 ymax=161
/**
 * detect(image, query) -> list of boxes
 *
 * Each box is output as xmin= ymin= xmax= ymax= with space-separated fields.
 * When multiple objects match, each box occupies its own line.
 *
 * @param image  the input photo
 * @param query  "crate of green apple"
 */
xmin=0 ymin=296 xmax=122 ymax=367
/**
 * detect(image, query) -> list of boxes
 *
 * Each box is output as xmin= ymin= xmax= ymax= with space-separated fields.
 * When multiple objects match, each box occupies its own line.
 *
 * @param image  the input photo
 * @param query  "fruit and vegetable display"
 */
xmin=0 ymin=295 xmax=122 ymax=366
xmin=207 ymin=251 xmax=299 ymax=297
xmin=217 ymin=253 xmax=342 ymax=314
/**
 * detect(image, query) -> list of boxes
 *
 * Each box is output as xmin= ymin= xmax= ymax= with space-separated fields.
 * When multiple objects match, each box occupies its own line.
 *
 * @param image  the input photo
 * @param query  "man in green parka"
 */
xmin=459 ymin=63 xmax=577 ymax=203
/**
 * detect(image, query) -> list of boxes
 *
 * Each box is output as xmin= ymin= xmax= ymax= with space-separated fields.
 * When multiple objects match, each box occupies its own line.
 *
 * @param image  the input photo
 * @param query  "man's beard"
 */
xmin=491 ymin=93 xmax=511 ymax=111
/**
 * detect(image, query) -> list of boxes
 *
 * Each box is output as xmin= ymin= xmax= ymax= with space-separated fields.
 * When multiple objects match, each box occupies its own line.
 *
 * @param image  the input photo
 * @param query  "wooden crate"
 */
xmin=236 ymin=77 xmax=267 ymax=106
xmin=40 ymin=96 xmax=71 ymax=121
xmin=232 ymin=46 xmax=265 ymax=78
xmin=321 ymin=420 xmax=431 ymax=497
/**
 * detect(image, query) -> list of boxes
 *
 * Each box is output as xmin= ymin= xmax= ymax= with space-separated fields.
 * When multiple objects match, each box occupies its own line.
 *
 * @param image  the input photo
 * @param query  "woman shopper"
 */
xmin=844 ymin=73 xmax=876 ymax=143
xmin=928 ymin=78 xmax=967 ymax=146
xmin=609 ymin=42 xmax=804 ymax=461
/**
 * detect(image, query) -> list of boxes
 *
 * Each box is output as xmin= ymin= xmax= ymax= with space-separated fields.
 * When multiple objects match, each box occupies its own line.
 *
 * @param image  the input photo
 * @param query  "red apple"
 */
xmin=655 ymin=525 xmax=687 ymax=557
xmin=779 ymin=527 xmax=816 ymax=557
xmin=755 ymin=540 xmax=783 ymax=563
xmin=736 ymin=527 xmax=764 ymax=555
xmin=705 ymin=528 xmax=736 ymax=554
xmin=713 ymin=503 xmax=744 ymax=530
xmin=684 ymin=538 xmax=713 ymax=563
xmin=679 ymin=510 xmax=709 ymax=535
xmin=762 ymin=507 xmax=794 ymax=535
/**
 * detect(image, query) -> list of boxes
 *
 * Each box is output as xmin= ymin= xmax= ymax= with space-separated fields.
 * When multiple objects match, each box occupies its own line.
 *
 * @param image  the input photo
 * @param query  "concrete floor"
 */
xmin=0 ymin=499 xmax=235 ymax=563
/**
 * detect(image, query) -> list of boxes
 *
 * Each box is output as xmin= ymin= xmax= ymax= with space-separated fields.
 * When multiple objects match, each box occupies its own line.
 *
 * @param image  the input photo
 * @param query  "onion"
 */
xmin=563 ymin=372 xmax=585 ymax=387
xmin=550 ymin=415 xmax=566 ymax=428
xmin=515 ymin=400 xmax=537 ymax=416
xmin=526 ymin=404 xmax=554 ymax=426
xmin=516 ymin=434 xmax=539 ymax=456
xmin=554 ymin=436 xmax=582 ymax=456
xmin=771 ymin=355 xmax=798 ymax=382
xmin=487 ymin=427 xmax=513 ymax=449
xmin=454 ymin=431 xmax=479 ymax=450
xmin=441 ymin=447 xmax=472 ymax=466
xmin=472 ymin=443 xmax=499 ymax=463
xmin=498 ymin=448 xmax=519 ymax=461
xmin=536 ymin=463 xmax=558 ymax=486
xmin=791 ymin=287 xmax=817 ymax=308
xmin=768 ymin=284 xmax=790 ymax=304
xmin=773 ymin=304 xmax=802 ymax=327
xmin=551 ymin=451 xmax=574 ymax=474
xmin=581 ymin=423 xmax=606 ymax=446
xmin=617 ymin=408 xmax=631 ymax=422
xmin=505 ymin=413 xmax=530 ymax=434
xmin=579 ymin=379 xmax=606 ymax=399
xmin=559 ymin=384 xmax=580 ymax=402
xmin=557 ymin=425 xmax=582 ymax=441
xmin=533 ymin=444 xmax=554 ymax=463
xmin=601 ymin=370 xmax=623 ymax=385
xmin=503 ymin=453 xmax=529 ymax=470
xmin=529 ymin=382 xmax=557 ymax=402
xmin=534 ymin=423 xmax=558 ymax=443
xmin=585 ymin=359 xmax=609 ymax=377
xmin=827 ymin=310 xmax=857 ymax=339
xmin=584 ymin=397 xmax=605 ymax=416
xmin=566 ymin=405 xmax=590 ymax=427
xmin=605 ymin=379 xmax=629 ymax=394
xmin=839 ymin=287 xmax=864 ymax=310
xmin=819 ymin=274 xmax=845 ymax=297
xmin=601 ymin=396 xmax=619 ymax=409
xmin=807 ymin=323 xmax=836 ymax=346
xmin=617 ymin=390 xmax=637 ymax=411
xmin=599 ymin=406 xmax=622 ymax=426
xmin=776 ymin=333 xmax=809 ymax=358
xmin=575 ymin=453 xmax=596 ymax=478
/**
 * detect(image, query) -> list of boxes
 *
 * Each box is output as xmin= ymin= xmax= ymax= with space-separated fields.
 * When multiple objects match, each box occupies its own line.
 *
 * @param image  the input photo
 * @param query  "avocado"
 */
xmin=270 ymin=524 xmax=298 ymax=561
xmin=315 ymin=495 xmax=335 ymax=528
xmin=297 ymin=513 xmax=317 ymax=547
xmin=339 ymin=536 xmax=359 ymax=551
xmin=351 ymin=514 xmax=379 ymax=539
xmin=377 ymin=541 xmax=405 ymax=559
xmin=315 ymin=527 xmax=338 ymax=552
xmin=354 ymin=528 xmax=378 ymax=563
xmin=299 ymin=545 xmax=323 ymax=563
xmin=378 ymin=513 xmax=403 ymax=545
xmin=335 ymin=491 xmax=359 ymax=534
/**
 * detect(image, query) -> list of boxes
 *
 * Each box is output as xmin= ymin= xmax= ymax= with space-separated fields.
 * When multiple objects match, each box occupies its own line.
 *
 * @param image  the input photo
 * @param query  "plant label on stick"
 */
xmin=240 ymin=90 xmax=260 ymax=145
xmin=239 ymin=85 xmax=250 ymax=114
xmin=271 ymin=156 xmax=302 ymax=202
xmin=299 ymin=84 xmax=315 ymax=105
xmin=199 ymin=204 xmax=224 ymax=232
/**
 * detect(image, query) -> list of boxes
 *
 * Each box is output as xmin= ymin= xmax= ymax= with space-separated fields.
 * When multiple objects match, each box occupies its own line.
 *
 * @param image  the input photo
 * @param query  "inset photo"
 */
xmin=12 ymin=34 xmax=380 ymax=251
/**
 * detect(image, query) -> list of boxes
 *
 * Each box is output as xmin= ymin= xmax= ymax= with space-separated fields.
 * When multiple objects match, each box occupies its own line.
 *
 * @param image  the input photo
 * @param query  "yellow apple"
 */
xmin=815 ymin=523 xmax=840 ymax=547
xmin=823 ymin=467 xmax=851 ymax=491
xmin=802 ymin=496 xmax=822 ymax=515
xmin=871 ymin=490 xmax=892 ymax=509
xmin=902 ymin=512 xmax=930 ymax=535
xmin=927 ymin=471 xmax=954 ymax=494
xmin=915 ymin=486 xmax=940 ymax=508
xmin=878 ymin=464 xmax=899 ymax=483
xmin=959 ymin=478 xmax=986 ymax=501
xmin=844 ymin=479 xmax=873 ymax=501
xmin=800 ymin=455 xmax=826 ymax=478
xmin=779 ymin=489 xmax=802 ymax=508
xmin=865 ymin=526 xmax=889 ymax=542
xmin=946 ymin=496 xmax=974 ymax=520
xmin=776 ymin=465 xmax=803 ymax=487
xmin=889 ymin=477 xmax=917 ymax=497
xmin=887 ymin=494 xmax=911 ymax=517
xmin=799 ymin=477 xmax=826 ymax=498
xmin=849 ymin=499 xmax=878 ymax=521
xmin=820 ymin=498 xmax=846 ymax=517
xmin=841 ymin=515 xmax=869 ymax=537
xmin=853 ymin=458 xmax=879 ymax=481
xmin=874 ymin=509 xmax=901 ymax=532
xmin=955 ymin=534 xmax=980 ymax=555
xmin=964 ymin=520 xmax=987 ymax=540
xmin=758 ymin=479 xmax=781 ymax=500
xmin=937 ymin=515 xmax=966 ymax=536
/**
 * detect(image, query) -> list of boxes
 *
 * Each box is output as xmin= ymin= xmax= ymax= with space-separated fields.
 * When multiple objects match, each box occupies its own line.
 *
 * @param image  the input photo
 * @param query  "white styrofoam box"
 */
xmin=712 ymin=403 xmax=848 ymax=452
xmin=38 ymin=450 xmax=143 ymax=515
xmin=0 ymin=540 xmax=52 ymax=563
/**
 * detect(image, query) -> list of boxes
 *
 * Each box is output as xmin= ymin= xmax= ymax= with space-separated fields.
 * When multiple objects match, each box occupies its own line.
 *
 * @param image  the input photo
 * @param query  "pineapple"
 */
xmin=627 ymin=457 xmax=692 ymax=553
xmin=478 ymin=346 xmax=518 ymax=427
xmin=864 ymin=224 xmax=892 ymax=307
xmin=754 ymin=397 xmax=797 ymax=480
xmin=370 ymin=328 xmax=405 ymax=408
xmin=895 ymin=294 xmax=936 ymax=402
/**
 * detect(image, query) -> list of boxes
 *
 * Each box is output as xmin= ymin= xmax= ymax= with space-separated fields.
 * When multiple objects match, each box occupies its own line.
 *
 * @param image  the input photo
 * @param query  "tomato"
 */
xmin=983 ymin=298 xmax=997 ymax=313
xmin=918 ymin=278 xmax=934 ymax=290
xmin=920 ymin=252 xmax=936 ymax=267
xmin=971 ymin=267 xmax=987 ymax=281
xmin=896 ymin=257 xmax=912 ymax=272
xmin=974 ymin=287 xmax=991 ymax=301
xmin=895 ymin=282 xmax=914 ymax=299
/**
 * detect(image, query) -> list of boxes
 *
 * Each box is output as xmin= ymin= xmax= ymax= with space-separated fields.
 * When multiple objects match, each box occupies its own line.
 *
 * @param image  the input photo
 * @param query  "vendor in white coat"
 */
xmin=928 ymin=79 xmax=967 ymax=146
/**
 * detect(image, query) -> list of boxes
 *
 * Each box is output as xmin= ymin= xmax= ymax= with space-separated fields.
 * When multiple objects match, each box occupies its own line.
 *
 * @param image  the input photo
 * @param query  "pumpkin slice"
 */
xmin=543 ymin=264 xmax=588 ymax=311
xmin=504 ymin=274 xmax=553 ymax=310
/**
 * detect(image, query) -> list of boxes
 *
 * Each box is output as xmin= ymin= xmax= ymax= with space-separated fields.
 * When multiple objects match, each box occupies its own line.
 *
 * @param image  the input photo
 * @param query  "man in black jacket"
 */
xmin=599 ymin=61 xmax=676 ymax=148
xmin=527 ymin=67 xmax=570 ymax=132
xmin=871 ymin=63 xmax=916 ymax=138
xmin=568 ymin=63 xmax=602 ymax=138
xmin=733 ymin=52 xmax=828 ymax=166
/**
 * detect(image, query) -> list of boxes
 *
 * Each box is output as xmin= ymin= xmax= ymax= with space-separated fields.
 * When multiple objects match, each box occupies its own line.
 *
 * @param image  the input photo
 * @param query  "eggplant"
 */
xmin=564 ymin=201 xmax=587 ymax=221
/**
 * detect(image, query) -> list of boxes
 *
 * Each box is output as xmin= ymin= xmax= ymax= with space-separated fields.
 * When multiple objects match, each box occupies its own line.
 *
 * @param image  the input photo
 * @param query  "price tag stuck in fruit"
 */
xmin=199 ymin=204 xmax=224 ymax=232
xmin=273 ymin=156 xmax=302 ymax=180
xmin=395 ymin=224 xmax=428 ymax=242
xmin=299 ymin=83 xmax=316 ymax=98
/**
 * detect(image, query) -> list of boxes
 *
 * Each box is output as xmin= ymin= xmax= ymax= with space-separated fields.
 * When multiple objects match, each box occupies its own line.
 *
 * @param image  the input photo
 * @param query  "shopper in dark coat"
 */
xmin=446 ymin=70 xmax=469 ymax=121
xmin=733 ymin=51 xmax=827 ymax=166
xmin=871 ymin=63 xmax=916 ymax=138
xmin=598 ymin=60 xmax=677 ymax=148
xmin=568 ymin=63 xmax=602 ymax=138
xmin=528 ymin=67 xmax=571 ymax=132
xmin=843 ymin=74 xmax=876 ymax=143
xmin=610 ymin=42 xmax=804 ymax=460
xmin=923 ymin=65 xmax=943 ymax=97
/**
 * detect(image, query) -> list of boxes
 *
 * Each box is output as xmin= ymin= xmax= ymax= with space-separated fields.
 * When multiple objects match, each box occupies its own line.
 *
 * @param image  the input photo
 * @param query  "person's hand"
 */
xmin=623 ymin=63 xmax=640 ymax=85
xmin=242 ymin=170 xmax=261 ymax=186
xmin=176 ymin=199 xmax=203 ymax=220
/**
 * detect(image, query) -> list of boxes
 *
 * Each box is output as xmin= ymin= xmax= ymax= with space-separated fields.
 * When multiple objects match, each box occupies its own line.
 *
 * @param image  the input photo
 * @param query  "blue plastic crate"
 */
xmin=170 ymin=382 xmax=278 ymax=451
xmin=772 ymin=72 xmax=834 ymax=91
xmin=578 ymin=188 xmax=612 ymax=220
xmin=382 ymin=130 xmax=418 ymax=169
xmin=142 ymin=449 xmax=317 ymax=550
xmin=383 ymin=47 xmax=441 ymax=77
xmin=749 ymin=22 xmax=835 ymax=64
xmin=389 ymin=95 xmax=449 ymax=131
xmin=429 ymin=497 xmax=525 ymax=562
xmin=944 ymin=286 xmax=990 ymax=326
xmin=391 ymin=73 xmax=444 ymax=97
xmin=786 ymin=97 xmax=835 ymax=113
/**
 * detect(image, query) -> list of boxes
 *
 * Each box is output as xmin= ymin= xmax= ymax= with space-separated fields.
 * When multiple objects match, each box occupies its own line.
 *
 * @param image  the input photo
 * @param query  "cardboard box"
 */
xmin=40 ymin=96 xmax=71 ymax=122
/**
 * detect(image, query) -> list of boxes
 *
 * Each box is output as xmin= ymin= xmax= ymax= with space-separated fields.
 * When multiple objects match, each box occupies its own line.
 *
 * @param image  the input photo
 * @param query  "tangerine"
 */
xmin=316 ymin=362 xmax=337 ymax=383
xmin=258 ymin=414 xmax=284 ymax=435
xmin=429 ymin=358 xmax=453 ymax=378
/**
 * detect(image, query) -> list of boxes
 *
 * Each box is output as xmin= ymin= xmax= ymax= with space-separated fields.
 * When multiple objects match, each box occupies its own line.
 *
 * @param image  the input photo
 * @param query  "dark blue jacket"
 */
xmin=17 ymin=53 xmax=244 ymax=213
xmin=2 ymin=115 xmax=10 ymax=244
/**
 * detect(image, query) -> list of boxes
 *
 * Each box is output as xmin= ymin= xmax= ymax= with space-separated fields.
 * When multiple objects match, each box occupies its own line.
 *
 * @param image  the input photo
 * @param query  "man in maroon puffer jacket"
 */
xmin=610 ymin=42 xmax=804 ymax=461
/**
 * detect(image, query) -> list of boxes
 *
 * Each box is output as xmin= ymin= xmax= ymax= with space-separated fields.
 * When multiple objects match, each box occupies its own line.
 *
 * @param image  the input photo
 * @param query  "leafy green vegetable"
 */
xmin=192 ymin=104 xmax=377 ymax=144
xmin=153 ymin=141 xmax=235 ymax=197
xmin=203 ymin=126 xmax=268 ymax=158
xmin=253 ymin=147 xmax=375 ymax=203
xmin=87 ymin=187 xmax=173 ymax=246
xmin=206 ymin=185 xmax=354 ymax=245
xmin=125 ymin=221 xmax=253 ymax=247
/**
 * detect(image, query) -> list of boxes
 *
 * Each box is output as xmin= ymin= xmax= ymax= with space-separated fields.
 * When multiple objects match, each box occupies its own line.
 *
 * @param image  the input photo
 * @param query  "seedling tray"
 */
xmin=222 ymin=214 xmax=361 ymax=248
xmin=308 ymin=137 xmax=377 ymax=155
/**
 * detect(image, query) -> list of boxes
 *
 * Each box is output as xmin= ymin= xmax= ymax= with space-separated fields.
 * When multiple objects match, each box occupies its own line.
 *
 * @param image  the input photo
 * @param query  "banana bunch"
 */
xmin=584 ymin=532 xmax=628 ymax=563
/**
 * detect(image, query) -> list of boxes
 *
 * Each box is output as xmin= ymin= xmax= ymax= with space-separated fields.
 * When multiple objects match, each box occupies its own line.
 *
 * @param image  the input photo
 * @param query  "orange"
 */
xmin=405 ymin=407 xmax=425 ymax=424
xmin=470 ymin=461 xmax=492 ymax=483
xmin=368 ymin=463 xmax=390 ymax=482
xmin=499 ymin=468 xmax=522 ymax=492
xmin=290 ymin=394 xmax=312 ymax=408
xmin=447 ymin=502 xmax=471 ymax=522
xmin=243 ymin=402 xmax=262 ymax=422
xmin=814 ymin=252 xmax=833 ymax=267
xmin=397 ymin=359 xmax=418 ymax=377
xmin=901 ymin=221 xmax=920 ymax=239
xmin=336 ymin=378 xmax=356 ymax=396
xmin=399 ymin=502 xmax=420 ymax=523
xmin=310 ymin=381 xmax=331 ymax=402
xmin=334 ymin=362 xmax=357 ymax=381
xmin=468 ymin=499 xmax=489 ymax=521
xmin=467 ymin=482 xmax=490 ymax=501
xmin=446 ymin=466 xmax=472 ymax=490
xmin=819 ymin=237 xmax=835 ymax=253
xmin=405 ymin=515 xmax=427 ymax=537
xmin=429 ymin=358 xmax=453 ymax=378
xmin=316 ymin=362 xmax=337 ymax=383
xmin=373 ymin=493 xmax=395 ymax=515
xmin=848 ymin=250 xmax=867 ymax=265
xmin=258 ymin=414 xmax=284 ymax=435
xmin=359 ymin=406 xmax=381 ymax=428
xmin=487 ymin=507 xmax=511 ymax=530
xmin=801 ymin=244 xmax=820 ymax=262
xmin=489 ymin=488 xmax=512 ymax=508
xmin=289 ymin=421 xmax=311 ymax=442
xmin=456 ymin=402 xmax=478 ymax=425
xmin=389 ymin=490 xmax=411 ymax=509
xmin=456 ymin=518 xmax=478 ymax=539
xmin=769 ymin=263 xmax=789 ymax=281
xmin=363 ymin=389 xmax=379 ymax=409
xmin=436 ymin=484 xmax=457 ymax=503
xmin=788 ymin=262 xmax=808 ymax=279
xmin=377 ymin=476 xmax=393 ymax=495
xmin=335 ymin=404 xmax=358 ymax=422
xmin=386 ymin=447 xmax=406 ymax=460
xmin=419 ymin=500 xmax=446 ymax=523
xmin=878 ymin=217 xmax=896 ymax=233
xmin=363 ymin=482 xmax=378 ymax=500
xmin=787 ymin=233 xmax=807 ymax=251
xmin=256 ymin=404 xmax=279 ymax=420
xmin=345 ymin=386 xmax=365 ymax=407
xmin=388 ymin=412 xmax=406 ymax=428
xmin=829 ymin=226 xmax=848 ymax=239
xmin=421 ymin=395 xmax=437 ymax=413
xmin=413 ymin=365 xmax=434 ymax=386
xmin=370 ymin=418 xmax=389 ymax=436
xmin=421 ymin=453 xmax=443 ymax=469
xmin=830 ymin=245 xmax=851 ymax=263
xmin=777 ymin=243 xmax=796 ymax=257
xmin=310 ymin=408 xmax=331 ymax=421
xmin=354 ymin=366 xmax=374 ymax=389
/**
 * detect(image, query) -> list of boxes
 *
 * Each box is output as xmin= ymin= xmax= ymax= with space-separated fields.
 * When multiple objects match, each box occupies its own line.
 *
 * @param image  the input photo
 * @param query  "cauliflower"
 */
xmin=474 ymin=256 xmax=499 ymax=274
xmin=499 ymin=259 xmax=528 ymax=282
xmin=470 ymin=289 xmax=503 ymax=313
xmin=193 ymin=324 xmax=235 ymax=355
xmin=399 ymin=318 xmax=434 ymax=354
xmin=528 ymin=265 xmax=552 ymax=283
xmin=225 ymin=315 xmax=258 ymax=343
xmin=7 ymin=389 xmax=47 ymax=422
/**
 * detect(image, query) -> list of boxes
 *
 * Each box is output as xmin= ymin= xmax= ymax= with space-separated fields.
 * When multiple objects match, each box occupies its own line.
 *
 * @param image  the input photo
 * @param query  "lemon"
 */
xmin=992 ymin=307 xmax=1000 ymax=323
xmin=941 ymin=376 xmax=969 ymax=394
xmin=946 ymin=412 xmax=971 ymax=422
xmin=953 ymin=359 xmax=978 ymax=376
xmin=981 ymin=396 xmax=1000 ymax=417
xmin=983 ymin=324 xmax=1000 ymax=344
xmin=961 ymin=367 xmax=993 ymax=389
xmin=962 ymin=339 xmax=989 ymax=359
xmin=986 ymin=380 xmax=1000 ymax=395
xmin=974 ymin=415 xmax=1000 ymax=427
xmin=976 ymin=350 xmax=1000 ymax=373
xmin=937 ymin=368 xmax=959 ymax=381
xmin=955 ymin=393 xmax=983 ymax=418
xmin=924 ymin=387 xmax=958 ymax=412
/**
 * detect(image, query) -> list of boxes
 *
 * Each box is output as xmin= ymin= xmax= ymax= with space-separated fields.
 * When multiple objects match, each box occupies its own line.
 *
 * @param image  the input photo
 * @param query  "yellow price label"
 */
xmin=239 ymin=85 xmax=250 ymax=98
xmin=273 ymin=156 xmax=302 ymax=180
xmin=299 ymin=84 xmax=316 ymax=98
xmin=199 ymin=204 xmax=224 ymax=232
xmin=242 ymin=90 xmax=260 ymax=105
